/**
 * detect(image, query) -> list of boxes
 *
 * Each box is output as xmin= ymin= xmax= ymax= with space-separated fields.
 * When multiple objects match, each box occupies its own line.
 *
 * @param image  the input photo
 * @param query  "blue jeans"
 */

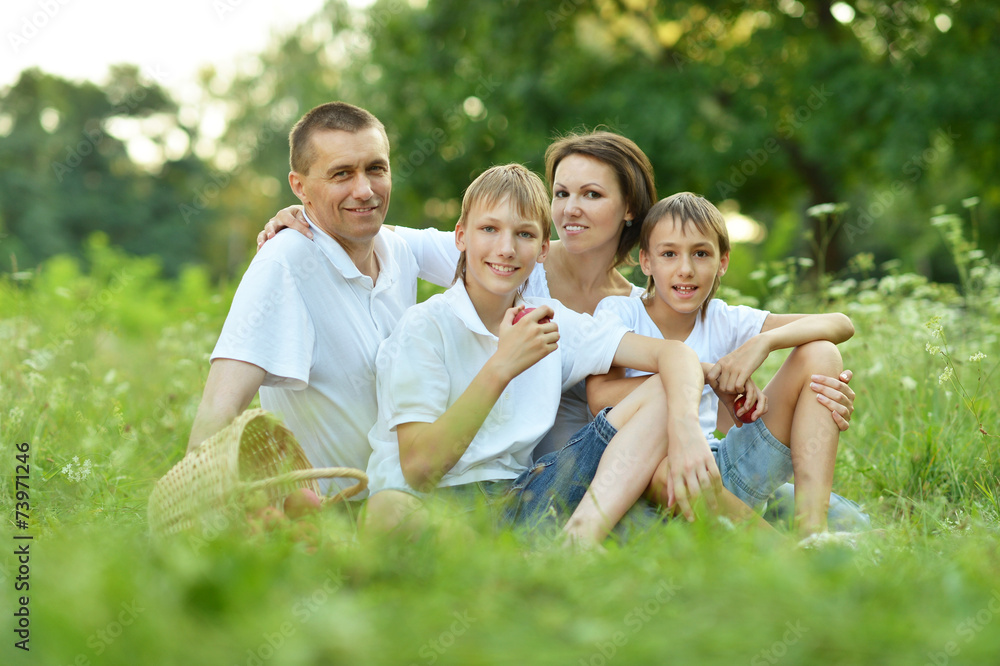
xmin=503 ymin=407 xmax=871 ymax=535
xmin=502 ymin=407 xmax=620 ymax=534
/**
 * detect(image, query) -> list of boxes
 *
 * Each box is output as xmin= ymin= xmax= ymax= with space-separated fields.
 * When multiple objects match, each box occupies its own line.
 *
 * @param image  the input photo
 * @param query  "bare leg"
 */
xmin=647 ymin=458 xmax=780 ymax=534
xmin=361 ymin=490 xmax=427 ymax=538
xmin=562 ymin=376 xmax=673 ymax=544
xmin=761 ymin=341 xmax=843 ymax=537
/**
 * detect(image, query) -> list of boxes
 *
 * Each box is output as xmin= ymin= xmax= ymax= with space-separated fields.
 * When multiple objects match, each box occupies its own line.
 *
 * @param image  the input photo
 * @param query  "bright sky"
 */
xmin=1 ymin=0 xmax=344 ymax=101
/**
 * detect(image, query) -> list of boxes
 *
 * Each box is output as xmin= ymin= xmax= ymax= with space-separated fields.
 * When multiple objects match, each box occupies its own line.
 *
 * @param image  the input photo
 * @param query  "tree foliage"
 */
xmin=0 ymin=66 xmax=214 ymax=275
xmin=2 ymin=0 xmax=997 ymax=283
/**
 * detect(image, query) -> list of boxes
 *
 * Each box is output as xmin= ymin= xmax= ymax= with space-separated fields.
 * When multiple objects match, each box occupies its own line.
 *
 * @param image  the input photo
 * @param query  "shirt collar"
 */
xmin=302 ymin=210 xmax=394 ymax=286
xmin=443 ymin=279 xmax=527 ymax=339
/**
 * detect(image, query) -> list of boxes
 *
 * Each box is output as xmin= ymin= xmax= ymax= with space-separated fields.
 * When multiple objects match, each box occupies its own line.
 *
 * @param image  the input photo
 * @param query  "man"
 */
xmin=188 ymin=102 xmax=419 ymax=496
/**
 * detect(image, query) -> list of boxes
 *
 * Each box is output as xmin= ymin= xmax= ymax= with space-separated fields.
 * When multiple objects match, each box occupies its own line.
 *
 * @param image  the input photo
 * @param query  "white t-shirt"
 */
xmin=594 ymin=297 xmax=769 ymax=445
xmin=211 ymin=215 xmax=419 ymax=496
xmin=366 ymin=279 xmax=629 ymax=494
xmin=393 ymin=225 xmax=643 ymax=456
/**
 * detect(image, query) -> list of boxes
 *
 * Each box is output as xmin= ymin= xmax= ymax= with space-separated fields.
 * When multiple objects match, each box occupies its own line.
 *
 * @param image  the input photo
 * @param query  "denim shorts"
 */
xmin=713 ymin=418 xmax=794 ymax=510
xmin=502 ymin=407 xmax=621 ymax=534
xmin=504 ymin=408 xmax=796 ymax=534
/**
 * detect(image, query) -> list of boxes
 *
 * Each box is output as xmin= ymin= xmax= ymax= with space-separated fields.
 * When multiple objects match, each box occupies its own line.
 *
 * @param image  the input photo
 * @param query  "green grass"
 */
xmin=2 ymin=237 xmax=1000 ymax=665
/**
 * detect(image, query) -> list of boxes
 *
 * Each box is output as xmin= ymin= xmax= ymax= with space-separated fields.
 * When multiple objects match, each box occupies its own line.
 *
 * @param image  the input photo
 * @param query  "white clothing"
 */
xmin=366 ymin=279 xmax=628 ymax=494
xmin=392 ymin=225 xmax=643 ymax=457
xmin=594 ymin=297 xmax=769 ymax=445
xmin=212 ymin=215 xmax=419 ymax=496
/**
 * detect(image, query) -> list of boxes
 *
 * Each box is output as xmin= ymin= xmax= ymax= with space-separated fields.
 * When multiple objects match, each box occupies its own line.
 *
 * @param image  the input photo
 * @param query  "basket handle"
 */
xmin=244 ymin=467 xmax=369 ymax=503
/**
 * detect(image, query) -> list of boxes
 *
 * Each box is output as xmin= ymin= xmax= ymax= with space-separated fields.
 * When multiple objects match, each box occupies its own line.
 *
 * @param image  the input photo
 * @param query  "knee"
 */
xmin=361 ymin=490 xmax=422 ymax=534
xmin=792 ymin=340 xmax=842 ymax=373
xmin=645 ymin=458 xmax=671 ymax=507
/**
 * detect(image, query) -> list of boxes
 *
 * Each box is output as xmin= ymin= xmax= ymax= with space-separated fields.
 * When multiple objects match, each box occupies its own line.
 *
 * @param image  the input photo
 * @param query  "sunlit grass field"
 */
xmin=3 ymin=230 xmax=999 ymax=665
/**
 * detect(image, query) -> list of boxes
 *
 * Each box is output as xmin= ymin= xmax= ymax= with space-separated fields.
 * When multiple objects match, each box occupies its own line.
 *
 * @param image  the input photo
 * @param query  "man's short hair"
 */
xmin=289 ymin=102 xmax=387 ymax=174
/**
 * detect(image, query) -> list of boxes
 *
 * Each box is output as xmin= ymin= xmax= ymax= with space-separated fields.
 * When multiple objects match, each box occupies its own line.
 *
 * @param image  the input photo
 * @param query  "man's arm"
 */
xmin=187 ymin=359 xmax=267 ymax=453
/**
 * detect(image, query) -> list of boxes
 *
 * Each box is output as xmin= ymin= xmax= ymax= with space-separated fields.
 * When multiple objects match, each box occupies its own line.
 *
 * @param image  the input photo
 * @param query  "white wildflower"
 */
xmin=901 ymin=376 xmax=918 ymax=391
xmin=938 ymin=366 xmax=954 ymax=385
xmin=925 ymin=343 xmax=941 ymax=356
xmin=969 ymin=352 xmax=987 ymax=362
xmin=61 ymin=456 xmax=94 ymax=482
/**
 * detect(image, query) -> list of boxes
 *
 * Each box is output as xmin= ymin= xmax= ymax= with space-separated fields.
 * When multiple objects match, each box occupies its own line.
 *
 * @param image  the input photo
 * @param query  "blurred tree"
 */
xmin=338 ymin=0 xmax=998 ymax=281
xmin=15 ymin=0 xmax=991 ymax=285
xmin=0 ymin=66 xmax=213 ymax=276
xmin=213 ymin=0 xmax=995 ymax=283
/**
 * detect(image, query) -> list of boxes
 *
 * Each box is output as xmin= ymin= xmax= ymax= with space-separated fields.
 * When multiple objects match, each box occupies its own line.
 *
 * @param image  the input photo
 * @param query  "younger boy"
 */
xmin=588 ymin=192 xmax=857 ymax=537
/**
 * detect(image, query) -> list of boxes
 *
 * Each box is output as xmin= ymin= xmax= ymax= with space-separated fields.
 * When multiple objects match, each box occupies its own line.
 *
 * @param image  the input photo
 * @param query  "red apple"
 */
xmin=283 ymin=488 xmax=323 ymax=519
xmin=733 ymin=395 xmax=754 ymax=424
xmin=512 ymin=307 xmax=552 ymax=325
xmin=247 ymin=505 xmax=287 ymax=531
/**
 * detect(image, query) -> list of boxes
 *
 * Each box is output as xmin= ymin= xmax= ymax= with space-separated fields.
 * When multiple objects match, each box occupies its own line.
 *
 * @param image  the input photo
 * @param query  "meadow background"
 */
xmin=3 ymin=1 xmax=1000 ymax=664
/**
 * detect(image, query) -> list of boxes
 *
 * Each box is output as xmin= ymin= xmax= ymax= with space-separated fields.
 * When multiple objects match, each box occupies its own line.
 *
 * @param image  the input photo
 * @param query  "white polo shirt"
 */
xmin=594 ymin=296 xmax=769 ymax=445
xmin=393 ymin=225 xmax=643 ymax=457
xmin=366 ymin=279 xmax=629 ymax=494
xmin=212 ymin=214 xmax=419 ymax=496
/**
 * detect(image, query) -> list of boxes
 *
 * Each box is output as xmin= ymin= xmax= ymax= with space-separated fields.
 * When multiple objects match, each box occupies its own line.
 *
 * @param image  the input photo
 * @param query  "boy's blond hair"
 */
xmin=640 ymin=192 xmax=731 ymax=319
xmin=454 ymin=164 xmax=552 ymax=289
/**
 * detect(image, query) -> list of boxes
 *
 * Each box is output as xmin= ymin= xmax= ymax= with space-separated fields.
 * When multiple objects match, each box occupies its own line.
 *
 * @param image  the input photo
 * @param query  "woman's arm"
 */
xmin=398 ymin=306 xmax=557 ymax=491
xmin=585 ymin=366 xmax=645 ymax=417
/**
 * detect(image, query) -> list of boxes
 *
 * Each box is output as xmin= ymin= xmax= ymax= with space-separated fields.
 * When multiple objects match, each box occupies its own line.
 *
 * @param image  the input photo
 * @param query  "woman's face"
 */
xmin=550 ymin=153 xmax=632 ymax=257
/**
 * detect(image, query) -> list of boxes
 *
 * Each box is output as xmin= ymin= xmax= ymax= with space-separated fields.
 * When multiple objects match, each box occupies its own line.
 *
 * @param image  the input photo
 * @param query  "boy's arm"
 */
xmin=397 ymin=306 xmax=557 ymax=492
xmin=586 ymin=362 xmax=717 ymax=416
xmin=709 ymin=313 xmax=854 ymax=395
xmin=610 ymin=334 xmax=719 ymax=520
xmin=585 ymin=367 xmax=644 ymax=416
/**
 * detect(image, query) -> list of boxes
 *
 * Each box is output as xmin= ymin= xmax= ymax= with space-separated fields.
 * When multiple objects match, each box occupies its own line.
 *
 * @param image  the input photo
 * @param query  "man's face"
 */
xmin=288 ymin=127 xmax=391 ymax=248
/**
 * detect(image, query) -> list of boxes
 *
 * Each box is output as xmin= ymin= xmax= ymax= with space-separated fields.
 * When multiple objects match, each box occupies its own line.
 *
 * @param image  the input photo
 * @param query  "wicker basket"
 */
xmin=148 ymin=408 xmax=368 ymax=538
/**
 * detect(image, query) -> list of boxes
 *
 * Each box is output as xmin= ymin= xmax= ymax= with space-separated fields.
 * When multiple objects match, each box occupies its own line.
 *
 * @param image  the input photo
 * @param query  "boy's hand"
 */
xmin=257 ymin=205 xmax=311 ymax=250
xmin=666 ymin=422 xmax=722 ymax=522
xmin=717 ymin=378 xmax=767 ymax=426
xmin=811 ymin=369 xmax=855 ymax=430
xmin=708 ymin=337 xmax=769 ymax=394
xmin=494 ymin=306 xmax=558 ymax=381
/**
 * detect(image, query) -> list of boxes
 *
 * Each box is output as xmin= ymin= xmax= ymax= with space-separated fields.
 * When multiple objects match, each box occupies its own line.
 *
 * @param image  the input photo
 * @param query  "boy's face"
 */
xmin=639 ymin=216 xmax=730 ymax=315
xmin=455 ymin=198 xmax=549 ymax=303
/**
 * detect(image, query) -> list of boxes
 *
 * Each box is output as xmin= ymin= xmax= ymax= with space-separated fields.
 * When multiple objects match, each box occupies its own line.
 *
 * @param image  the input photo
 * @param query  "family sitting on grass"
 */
xmin=187 ymin=101 xmax=869 ymax=547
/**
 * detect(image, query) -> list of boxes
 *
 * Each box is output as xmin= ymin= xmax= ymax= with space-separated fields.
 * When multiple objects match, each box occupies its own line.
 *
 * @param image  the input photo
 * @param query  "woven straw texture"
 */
xmin=148 ymin=408 xmax=367 ymax=538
